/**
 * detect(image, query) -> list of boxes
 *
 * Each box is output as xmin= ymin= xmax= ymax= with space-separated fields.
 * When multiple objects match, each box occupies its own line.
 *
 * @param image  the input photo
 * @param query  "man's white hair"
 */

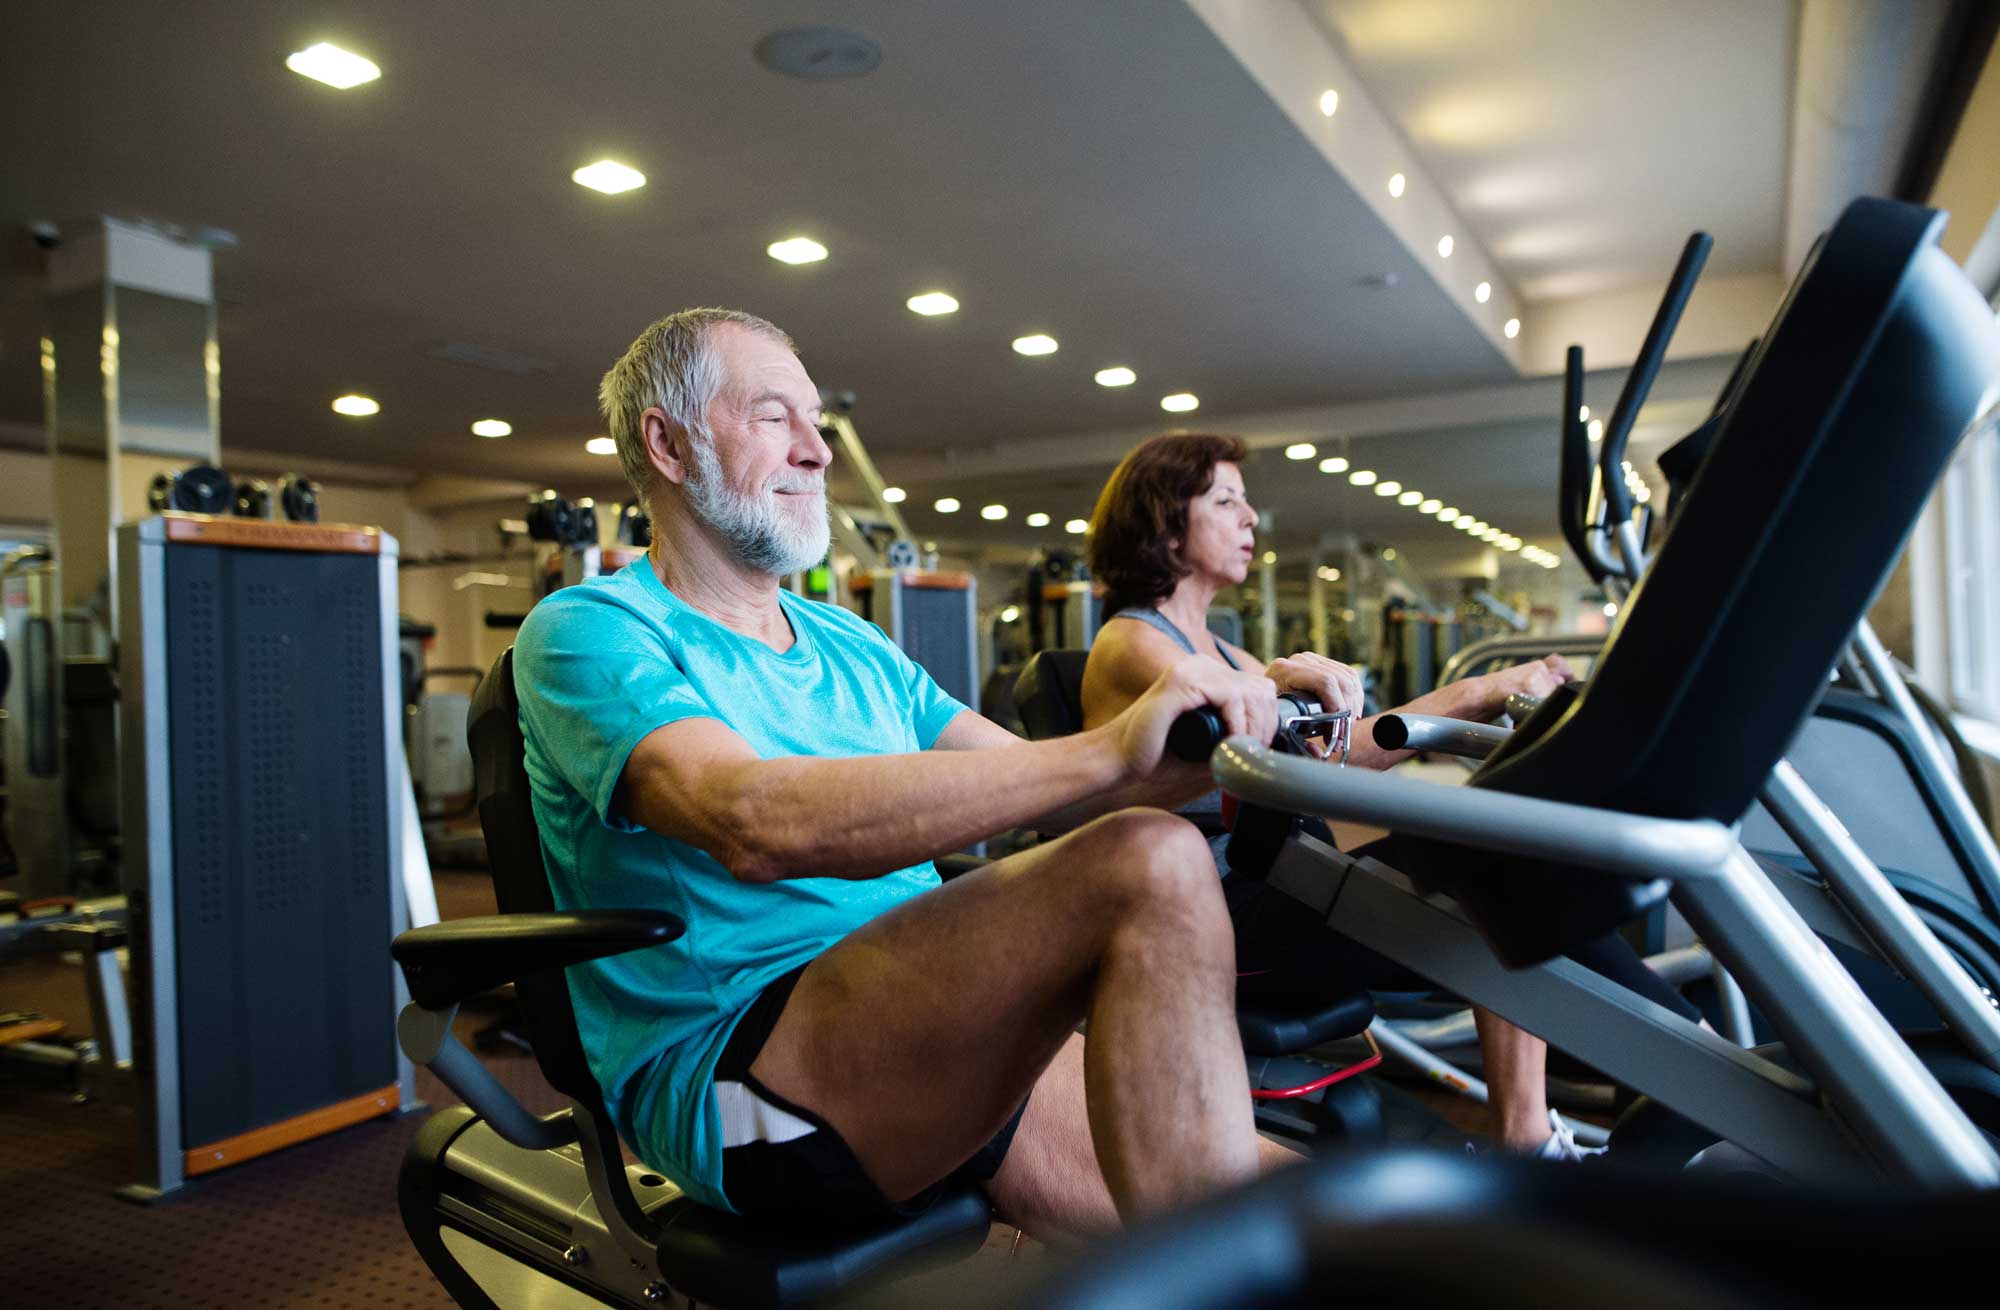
xmin=597 ymin=307 xmax=797 ymax=501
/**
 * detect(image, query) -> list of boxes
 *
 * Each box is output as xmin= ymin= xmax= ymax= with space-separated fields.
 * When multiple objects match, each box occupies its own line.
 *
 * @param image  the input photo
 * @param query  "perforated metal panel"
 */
xmin=898 ymin=583 xmax=976 ymax=707
xmin=164 ymin=545 xmax=395 ymax=1146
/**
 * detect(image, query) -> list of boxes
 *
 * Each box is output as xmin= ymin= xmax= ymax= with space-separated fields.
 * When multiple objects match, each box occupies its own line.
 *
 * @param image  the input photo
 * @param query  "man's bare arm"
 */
xmin=930 ymin=711 xmax=1214 ymax=830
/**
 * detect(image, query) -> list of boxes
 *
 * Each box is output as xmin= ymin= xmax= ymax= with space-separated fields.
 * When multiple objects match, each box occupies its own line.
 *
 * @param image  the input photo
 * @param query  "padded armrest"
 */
xmin=393 ymin=910 xmax=685 ymax=1010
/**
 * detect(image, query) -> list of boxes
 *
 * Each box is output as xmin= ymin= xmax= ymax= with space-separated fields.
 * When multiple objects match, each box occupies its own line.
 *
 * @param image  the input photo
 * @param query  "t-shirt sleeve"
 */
xmin=886 ymin=637 xmax=970 ymax=749
xmin=514 ymin=592 xmax=718 ymax=831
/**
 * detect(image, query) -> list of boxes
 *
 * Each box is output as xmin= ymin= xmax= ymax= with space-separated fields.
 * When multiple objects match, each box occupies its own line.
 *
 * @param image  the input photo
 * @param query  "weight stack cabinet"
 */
xmin=853 ymin=569 xmax=980 ymax=709
xmin=115 ymin=513 xmax=415 ymax=1201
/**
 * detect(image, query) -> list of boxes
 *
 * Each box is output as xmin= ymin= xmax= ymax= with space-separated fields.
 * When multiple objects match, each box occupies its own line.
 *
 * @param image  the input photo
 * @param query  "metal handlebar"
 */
xmin=1371 ymin=714 xmax=1509 ymax=759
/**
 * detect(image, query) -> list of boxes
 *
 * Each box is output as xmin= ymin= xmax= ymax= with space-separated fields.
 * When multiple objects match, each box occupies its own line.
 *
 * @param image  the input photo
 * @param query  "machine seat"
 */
xmin=1235 ymin=989 xmax=1375 ymax=1058
xmin=1015 ymin=648 xmax=1090 ymax=739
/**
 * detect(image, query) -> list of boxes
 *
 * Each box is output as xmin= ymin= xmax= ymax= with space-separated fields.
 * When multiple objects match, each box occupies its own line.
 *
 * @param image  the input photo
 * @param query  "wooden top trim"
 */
xmin=162 ymin=513 xmax=383 ymax=556
xmin=851 ymin=570 xmax=972 ymax=593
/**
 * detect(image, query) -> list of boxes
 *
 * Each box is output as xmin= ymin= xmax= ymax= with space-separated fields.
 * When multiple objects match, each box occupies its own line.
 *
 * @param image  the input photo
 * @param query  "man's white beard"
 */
xmin=683 ymin=435 xmax=830 ymax=577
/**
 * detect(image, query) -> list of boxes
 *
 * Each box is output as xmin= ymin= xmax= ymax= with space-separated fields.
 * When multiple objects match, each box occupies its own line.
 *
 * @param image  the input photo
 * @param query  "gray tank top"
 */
xmin=1107 ymin=606 xmax=1237 ymax=839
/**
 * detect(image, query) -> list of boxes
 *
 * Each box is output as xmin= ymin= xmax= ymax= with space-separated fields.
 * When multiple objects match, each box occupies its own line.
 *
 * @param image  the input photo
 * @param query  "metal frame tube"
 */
xmin=1762 ymin=759 xmax=2000 ymax=1070
xmin=1374 ymin=714 xmax=1509 ymax=759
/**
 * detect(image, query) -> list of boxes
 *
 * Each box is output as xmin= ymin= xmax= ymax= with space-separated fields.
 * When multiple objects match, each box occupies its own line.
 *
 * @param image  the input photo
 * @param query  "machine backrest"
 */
xmin=1015 ymin=649 xmax=1090 ymax=739
xmin=466 ymin=645 xmax=607 ymax=1108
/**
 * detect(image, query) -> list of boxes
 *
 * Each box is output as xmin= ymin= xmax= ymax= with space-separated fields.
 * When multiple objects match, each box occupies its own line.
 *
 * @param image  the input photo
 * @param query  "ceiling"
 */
xmin=1304 ymin=0 xmax=1795 ymax=301
xmin=0 ymin=1 xmax=1831 ymax=567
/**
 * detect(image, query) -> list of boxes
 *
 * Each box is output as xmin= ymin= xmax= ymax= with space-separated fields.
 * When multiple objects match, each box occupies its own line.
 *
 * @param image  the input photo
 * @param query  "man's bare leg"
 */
xmin=1474 ymin=1005 xmax=1553 ymax=1151
xmin=747 ymin=808 xmax=1260 ymax=1223
xmin=988 ymin=1032 xmax=1305 ymax=1242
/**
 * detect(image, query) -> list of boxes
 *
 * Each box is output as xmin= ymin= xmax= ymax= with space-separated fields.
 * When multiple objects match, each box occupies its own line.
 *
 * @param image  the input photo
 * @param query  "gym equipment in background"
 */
xmin=145 ymin=464 xmax=233 ymax=516
xmin=114 ymin=510 xmax=416 ymax=1199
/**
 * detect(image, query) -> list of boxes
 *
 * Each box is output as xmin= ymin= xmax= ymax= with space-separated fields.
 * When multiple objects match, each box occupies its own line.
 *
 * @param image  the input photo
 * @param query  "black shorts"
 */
xmin=714 ymin=962 xmax=1028 ymax=1222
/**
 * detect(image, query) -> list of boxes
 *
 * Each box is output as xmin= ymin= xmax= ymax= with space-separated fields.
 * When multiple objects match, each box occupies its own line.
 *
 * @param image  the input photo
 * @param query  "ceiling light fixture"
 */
xmin=1475 ymin=281 xmax=1491 ymax=304
xmin=1160 ymin=392 xmax=1199 ymax=413
xmin=571 ymin=160 xmax=646 ymax=194
xmin=1319 ymin=456 xmax=1349 ymax=474
xmin=1349 ymin=469 xmax=1377 ymax=486
xmin=1026 ymin=512 xmax=1050 ymax=527
xmin=1285 ymin=443 xmax=1317 ymax=460
xmin=907 ymin=291 xmax=959 ymax=316
xmin=331 ymin=394 xmax=379 ymax=416
xmin=1436 ymin=235 xmax=1454 ymax=258
xmin=881 ymin=486 xmax=907 ymax=503
xmin=1319 ymin=89 xmax=1340 ymax=116
xmin=934 ymin=497 xmax=960 ymax=513
xmin=1419 ymin=498 xmax=1441 ymax=513
xmin=1588 ymin=418 xmax=1604 ymax=442
xmin=1398 ymin=490 xmax=1423 ymax=506
xmin=1065 ymin=518 xmax=1087 ymax=535
xmin=1012 ymin=333 xmax=1059 ymax=356
xmin=585 ymin=436 xmax=616 ymax=455
xmin=981 ymin=504 xmax=1008 ymax=520
xmin=470 ymin=418 xmax=511 ymax=438
xmin=1578 ymin=405 xmax=1591 ymax=421
xmin=767 ymin=236 xmax=828 ymax=264
xmin=1094 ymin=366 xmax=1136 ymax=387
xmin=286 ymin=42 xmax=380 ymax=89
xmin=1437 ymin=506 xmax=1459 ymax=521
xmin=1387 ymin=173 xmax=1406 ymax=198
xmin=1503 ymin=318 xmax=1521 ymax=339
xmin=1261 ymin=551 xmax=1277 ymax=564
xmin=1374 ymin=480 xmax=1402 ymax=497
xmin=1000 ymin=606 xmax=1020 ymax=623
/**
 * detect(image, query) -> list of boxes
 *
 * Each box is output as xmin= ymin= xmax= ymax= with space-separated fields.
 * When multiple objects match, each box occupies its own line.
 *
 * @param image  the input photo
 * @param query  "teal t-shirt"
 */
xmin=512 ymin=561 xmax=968 ymax=1210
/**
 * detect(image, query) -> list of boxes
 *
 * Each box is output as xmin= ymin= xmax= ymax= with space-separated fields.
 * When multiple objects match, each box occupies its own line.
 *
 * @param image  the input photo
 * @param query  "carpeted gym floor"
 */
xmin=2 ymin=856 xmax=1480 ymax=1309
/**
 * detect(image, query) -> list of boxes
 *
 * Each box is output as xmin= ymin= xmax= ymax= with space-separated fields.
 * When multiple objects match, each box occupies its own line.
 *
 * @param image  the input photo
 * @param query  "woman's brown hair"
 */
xmin=1087 ymin=432 xmax=1249 ymax=616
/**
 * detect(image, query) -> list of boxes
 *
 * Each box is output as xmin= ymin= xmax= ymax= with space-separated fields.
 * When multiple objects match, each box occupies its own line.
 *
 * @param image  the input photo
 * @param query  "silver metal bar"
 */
xmin=1713 ymin=964 xmax=1755 ymax=1047
xmin=823 ymin=412 xmax=912 ymax=542
xmin=1612 ymin=518 xmax=1648 ymax=581
xmin=1851 ymin=620 xmax=2000 ymax=880
xmin=1503 ymin=692 xmax=1544 ymax=723
xmin=1212 ymin=738 xmax=1733 ymax=883
xmin=1376 ymin=714 xmax=1508 ymax=759
xmin=1762 ymin=759 xmax=2000 ymax=1071
xmin=1266 ymin=838 xmax=1866 ymax=1184
xmin=378 ymin=538 xmax=419 ymax=1113
xmin=1673 ymin=847 xmax=2000 ymax=1187
xmin=1386 ymin=945 xmax=1713 ymax=1050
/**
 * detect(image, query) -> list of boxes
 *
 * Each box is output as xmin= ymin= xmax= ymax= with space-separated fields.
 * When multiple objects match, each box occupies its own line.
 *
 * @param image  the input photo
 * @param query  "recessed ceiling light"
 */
xmin=1383 ymin=547 xmax=1397 ymax=561
xmin=1388 ymin=173 xmax=1406 ymax=198
xmin=1319 ymin=456 xmax=1349 ymax=474
xmin=1065 ymin=518 xmax=1088 ymax=535
xmin=1026 ymin=512 xmax=1050 ymax=527
xmin=1285 ymin=443 xmax=1317 ymax=460
xmin=1094 ymin=366 xmax=1136 ymax=387
xmin=286 ymin=42 xmax=380 ymax=89
xmin=1603 ymin=602 xmax=1619 ymax=617
xmin=1160 ymin=392 xmax=1199 ymax=413
xmin=572 ymin=160 xmax=646 ymax=194
xmin=1319 ymin=89 xmax=1340 ymax=116
xmin=767 ymin=237 xmax=828 ymax=264
xmin=1261 ymin=551 xmax=1277 ymax=564
xmin=1000 ymin=605 xmax=1020 ymax=623
xmin=1012 ymin=334 xmax=1059 ymax=356
xmin=470 ymin=418 xmax=511 ymax=438
xmin=1504 ymin=318 xmax=1521 ymax=339
xmin=1578 ymin=405 xmax=1591 ymax=421
xmin=1588 ymin=419 xmax=1604 ymax=442
xmin=881 ymin=486 xmax=907 ymax=503
xmin=1475 ymin=281 xmax=1491 ymax=303
xmin=1419 ymin=498 xmax=1441 ymax=513
xmin=933 ymin=496 xmax=960 ymax=513
xmin=981 ymin=504 xmax=1008 ymax=520
xmin=1374 ymin=480 xmax=1401 ymax=497
xmin=331 ymin=393 xmax=379 ymax=416
xmin=907 ymin=291 xmax=959 ymax=316
xmin=1349 ymin=469 xmax=1377 ymax=486
xmin=1436 ymin=235 xmax=1454 ymax=258
xmin=1398 ymin=490 xmax=1423 ymax=506
xmin=585 ymin=436 xmax=617 ymax=455
xmin=1437 ymin=506 xmax=1459 ymax=521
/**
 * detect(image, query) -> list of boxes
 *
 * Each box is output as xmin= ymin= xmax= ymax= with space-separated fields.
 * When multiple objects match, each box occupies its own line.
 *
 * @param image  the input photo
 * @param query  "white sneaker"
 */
xmin=1533 ymin=1110 xmax=1607 ymax=1163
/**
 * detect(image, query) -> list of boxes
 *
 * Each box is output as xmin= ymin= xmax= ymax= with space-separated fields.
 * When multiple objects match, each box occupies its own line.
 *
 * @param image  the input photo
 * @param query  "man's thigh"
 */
xmin=746 ymin=807 xmax=1206 ymax=1204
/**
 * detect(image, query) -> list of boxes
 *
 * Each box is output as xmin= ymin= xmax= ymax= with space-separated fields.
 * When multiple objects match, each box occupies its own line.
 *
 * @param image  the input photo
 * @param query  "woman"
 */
xmin=1080 ymin=432 xmax=1702 ymax=1158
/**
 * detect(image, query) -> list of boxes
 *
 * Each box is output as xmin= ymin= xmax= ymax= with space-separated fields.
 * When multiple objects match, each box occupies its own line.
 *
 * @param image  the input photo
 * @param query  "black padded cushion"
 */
xmin=1236 ymin=990 xmax=1375 ymax=1058
xmin=654 ymin=1183 xmax=992 ymax=1309
xmin=1015 ymin=649 xmax=1089 ymax=740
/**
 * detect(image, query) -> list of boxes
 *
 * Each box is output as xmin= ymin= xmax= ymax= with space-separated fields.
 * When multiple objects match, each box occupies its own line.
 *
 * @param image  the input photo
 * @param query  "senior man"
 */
xmin=514 ymin=307 xmax=1293 ymax=1242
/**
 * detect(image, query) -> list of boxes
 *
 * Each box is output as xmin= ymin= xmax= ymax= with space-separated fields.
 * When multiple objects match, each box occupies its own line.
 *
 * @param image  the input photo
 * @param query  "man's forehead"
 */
xmin=714 ymin=326 xmax=815 ymax=401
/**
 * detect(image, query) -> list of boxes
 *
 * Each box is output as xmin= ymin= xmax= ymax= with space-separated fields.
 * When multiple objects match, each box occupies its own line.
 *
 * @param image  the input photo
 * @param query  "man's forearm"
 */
xmin=662 ymin=728 xmax=1131 ymax=882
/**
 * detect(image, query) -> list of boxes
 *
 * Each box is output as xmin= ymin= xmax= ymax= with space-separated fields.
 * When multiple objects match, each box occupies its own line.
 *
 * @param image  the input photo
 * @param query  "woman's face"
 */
xmin=1178 ymin=461 xmax=1257 ymax=588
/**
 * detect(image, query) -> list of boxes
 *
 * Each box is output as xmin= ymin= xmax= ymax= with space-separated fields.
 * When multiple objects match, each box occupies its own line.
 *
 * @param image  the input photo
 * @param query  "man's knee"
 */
xmin=1068 ymin=807 xmax=1225 ymax=923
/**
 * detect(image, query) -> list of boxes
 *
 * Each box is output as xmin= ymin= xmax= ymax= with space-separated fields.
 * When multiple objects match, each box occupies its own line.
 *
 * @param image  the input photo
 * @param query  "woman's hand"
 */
xmin=1264 ymin=651 xmax=1366 ymax=722
xmin=1472 ymin=654 xmax=1578 ymax=719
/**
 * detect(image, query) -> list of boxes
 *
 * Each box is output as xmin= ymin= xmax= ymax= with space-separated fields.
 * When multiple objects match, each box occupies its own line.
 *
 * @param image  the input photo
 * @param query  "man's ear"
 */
xmin=642 ymin=408 xmax=692 ymax=487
